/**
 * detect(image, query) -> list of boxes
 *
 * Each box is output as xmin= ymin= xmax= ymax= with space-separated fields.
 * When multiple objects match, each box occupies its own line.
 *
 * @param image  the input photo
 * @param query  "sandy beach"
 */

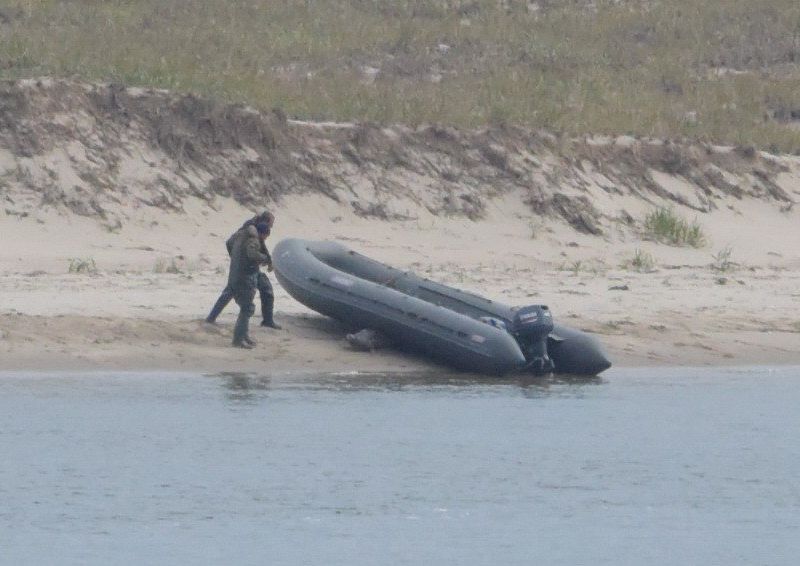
xmin=1 ymin=80 xmax=799 ymax=375
xmin=2 ymin=192 xmax=799 ymax=374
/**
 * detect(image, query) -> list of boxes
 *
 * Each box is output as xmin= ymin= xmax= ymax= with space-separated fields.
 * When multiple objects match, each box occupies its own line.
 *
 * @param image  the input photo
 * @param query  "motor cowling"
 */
xmin=511 ymin=305 xmax=555 ymax=375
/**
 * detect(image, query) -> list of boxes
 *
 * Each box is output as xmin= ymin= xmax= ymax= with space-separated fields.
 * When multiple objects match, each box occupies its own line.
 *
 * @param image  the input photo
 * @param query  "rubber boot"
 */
xmin=232 ymin=297 xmax=255 ymax=347
xmin=259 ymin=293 xmax=281 ymax=329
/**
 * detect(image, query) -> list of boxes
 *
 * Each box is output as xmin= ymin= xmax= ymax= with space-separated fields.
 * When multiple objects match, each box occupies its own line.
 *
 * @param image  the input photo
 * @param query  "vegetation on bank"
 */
xmin=67 ymin=257 xmax=97 ymax=274
xmin=2 ymin=0 xmax=800 ymax=151
xmin=623 ymin=248 xmax=656 ymax=272
xmin=643 ymin=207 xmax=706 ymax=247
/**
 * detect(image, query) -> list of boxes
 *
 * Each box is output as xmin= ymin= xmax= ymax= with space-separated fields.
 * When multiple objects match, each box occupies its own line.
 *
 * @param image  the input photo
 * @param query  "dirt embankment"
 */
xmin=1 ymin=78 xmax=797 ymax=234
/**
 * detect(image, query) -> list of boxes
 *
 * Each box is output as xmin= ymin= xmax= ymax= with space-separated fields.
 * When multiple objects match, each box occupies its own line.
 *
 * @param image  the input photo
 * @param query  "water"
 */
xmin=1 ymin=367 xmax=799 ymax=566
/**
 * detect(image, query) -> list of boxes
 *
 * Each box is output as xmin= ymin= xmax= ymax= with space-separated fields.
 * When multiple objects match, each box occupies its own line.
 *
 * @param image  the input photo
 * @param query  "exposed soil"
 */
xmin=1 ymin=78 xmax=797 ymax=236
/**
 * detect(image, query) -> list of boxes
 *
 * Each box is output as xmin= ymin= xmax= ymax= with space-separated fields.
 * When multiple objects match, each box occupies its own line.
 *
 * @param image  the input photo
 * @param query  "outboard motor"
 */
xmin=511 ymin=305 xmax=555 ymax=375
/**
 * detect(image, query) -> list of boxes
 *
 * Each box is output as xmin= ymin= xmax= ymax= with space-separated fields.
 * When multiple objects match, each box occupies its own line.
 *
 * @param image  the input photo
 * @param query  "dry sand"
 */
xmin=2 ymin=192 xmax=799 ymax=375
xmin=1 ymin=79 xmax=798 ymax=375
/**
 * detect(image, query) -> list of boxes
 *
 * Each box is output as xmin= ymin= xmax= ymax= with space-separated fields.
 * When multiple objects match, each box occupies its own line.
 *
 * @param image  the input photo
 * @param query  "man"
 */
xmin=227 ymin=220 xmax=272 ymax=348
xmin=206 ymin=211 xmax=281 ymax=330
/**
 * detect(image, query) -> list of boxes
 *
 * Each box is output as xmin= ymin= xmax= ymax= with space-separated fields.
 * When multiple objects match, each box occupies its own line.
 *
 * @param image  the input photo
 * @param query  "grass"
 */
xmin=68 ymin=257 xmax=97 ymax=274
xmin=153 ymin=257 xmax=182 ymax=274
xmin=559 ymin=259 xmax=603 ymax=276
xmin=711 ymin=246 xmax=735 ymax=271
xmin=1 ymin=1 xmax=800 ymax=151
xmin=568 ymin=260 xmax=585 ymax=276
xmin=556 ymin=259 xmax=588 ymax=276
xmin=528 ymin=220 xmax=543 ymax=240
xmin=623 ymin=248 xmax=656 ymax=272
xmin=643 ymin=207 xmax=706 ymax=248
xmin=152 ymin=254 xmax=211 ymax=274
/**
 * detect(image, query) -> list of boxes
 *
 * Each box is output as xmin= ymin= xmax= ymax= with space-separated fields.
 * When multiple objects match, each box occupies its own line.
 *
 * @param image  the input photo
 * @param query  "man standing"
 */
xmin=228 ymin=221 xmax=272 ymax=348
xmin=206 ymin=211 xmax=281 ymax=330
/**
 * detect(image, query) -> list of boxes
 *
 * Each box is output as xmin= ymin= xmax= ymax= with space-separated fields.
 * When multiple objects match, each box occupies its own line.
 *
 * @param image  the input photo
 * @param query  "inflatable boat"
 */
xmin=273 ymin=238 xmax=611 ymax=376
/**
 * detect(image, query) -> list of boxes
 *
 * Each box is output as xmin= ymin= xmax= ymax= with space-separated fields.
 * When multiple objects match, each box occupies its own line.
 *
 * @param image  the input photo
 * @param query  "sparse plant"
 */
xmin=153 ymin=256 xmax=182 ymax=274
xmin=643 ymin=207 xmax=706 ymax=248
xmin=181 ymin=254 xmax=210 ymax=272
xmin=68 ymin=257 xmax=97 ymax=274
xmin=623 ymin=248 xmax=656 ymax=272
xmin=711 ymin=246 xmax=735 ymax=272
xmin=568 ymin=260 xmax=584 ymax=276
xmin=559 ymin=259 xmax=602 ymax=276
xmin=104 ymin=218 xmax=123 ymax=233
xmin=528 ymin=220 xmax=541 ymax=239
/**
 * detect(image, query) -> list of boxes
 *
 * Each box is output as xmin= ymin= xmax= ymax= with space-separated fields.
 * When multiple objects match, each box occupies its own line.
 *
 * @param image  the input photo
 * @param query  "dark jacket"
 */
xmin=226 ymin=214 xmax=272 ymax=264
xmin=227 ymin=225 xmax=271 ymax=289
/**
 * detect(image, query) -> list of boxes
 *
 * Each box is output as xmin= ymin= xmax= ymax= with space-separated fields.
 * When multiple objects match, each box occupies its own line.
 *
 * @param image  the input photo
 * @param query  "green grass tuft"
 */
xmin=68 ymin=257 xmax=97 ymax=274
xmin=623 ymin=248 xmax=656 ymax=272
xmin=643 ymin=207 xmax=706 ymax=248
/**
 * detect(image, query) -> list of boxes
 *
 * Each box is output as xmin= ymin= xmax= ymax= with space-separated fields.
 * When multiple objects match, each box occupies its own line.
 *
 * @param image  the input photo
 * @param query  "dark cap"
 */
xmin=257 ymin=210 xmax=275 ymax=227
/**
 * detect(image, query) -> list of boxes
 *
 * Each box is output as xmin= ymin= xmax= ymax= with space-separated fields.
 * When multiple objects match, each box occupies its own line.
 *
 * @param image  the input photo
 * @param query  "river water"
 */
xmin=1 ymin=366 xmax=799 ymax=565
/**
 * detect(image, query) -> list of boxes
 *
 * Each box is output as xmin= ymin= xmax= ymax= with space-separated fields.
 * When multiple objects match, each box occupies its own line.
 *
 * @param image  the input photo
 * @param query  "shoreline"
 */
xmin=2 ymin=351 xmax=799 ymax=377
xmin=1 ymin=79 xmax=799 ymax=377
xmin=2 ymin=311 xmax=799 ymax=375
xmin=2 ymin=179 xmax=799 ymax=377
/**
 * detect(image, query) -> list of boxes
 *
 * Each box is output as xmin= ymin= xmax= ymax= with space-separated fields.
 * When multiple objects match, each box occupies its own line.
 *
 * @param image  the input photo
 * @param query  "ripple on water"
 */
xmin=0 ymin=366 xmax=799 ymax=565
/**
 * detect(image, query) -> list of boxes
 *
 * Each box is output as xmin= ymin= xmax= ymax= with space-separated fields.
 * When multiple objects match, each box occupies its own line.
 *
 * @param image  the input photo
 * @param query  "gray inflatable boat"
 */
xmin=273 ymin=238 xmax=611 ymax=376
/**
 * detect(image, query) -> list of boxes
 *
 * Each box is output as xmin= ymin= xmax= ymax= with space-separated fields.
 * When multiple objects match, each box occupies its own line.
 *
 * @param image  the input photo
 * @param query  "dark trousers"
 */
xmin=207 ymin=272 xmax=274 ymax=324
xmin=232 ymin=282 xmax=256 ymax=344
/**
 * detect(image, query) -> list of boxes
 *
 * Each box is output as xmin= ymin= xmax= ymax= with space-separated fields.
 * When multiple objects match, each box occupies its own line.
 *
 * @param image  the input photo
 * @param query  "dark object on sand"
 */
xmin=346 ymin=328 xmax=389 ymax=351
xmin=273 ymin=239 xmax=611 ymax=376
